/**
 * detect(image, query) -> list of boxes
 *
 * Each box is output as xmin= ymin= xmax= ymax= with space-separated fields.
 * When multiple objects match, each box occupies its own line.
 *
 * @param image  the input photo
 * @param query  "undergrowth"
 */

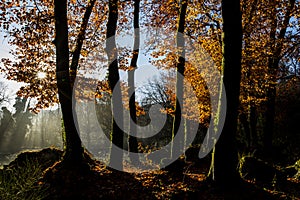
xmin=0 ymin=158 xmax=49 ymax=200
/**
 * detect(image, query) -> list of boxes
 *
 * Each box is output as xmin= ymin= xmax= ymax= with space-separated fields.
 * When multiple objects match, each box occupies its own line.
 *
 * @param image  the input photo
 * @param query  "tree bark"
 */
xmin=54 ymin=0 xmax=83 ymax=163
xmin=106 ymin=0 xmax=124 ymax=169
xmin=171 ymin=0 xmax=187 ymax=159
xmin=128 ymin=0 xmax=140 ymax=166
xmin=69 ymin=0 xmax=96 ymax=86
xmin=208 ymin=0 xmax=242 ymax=187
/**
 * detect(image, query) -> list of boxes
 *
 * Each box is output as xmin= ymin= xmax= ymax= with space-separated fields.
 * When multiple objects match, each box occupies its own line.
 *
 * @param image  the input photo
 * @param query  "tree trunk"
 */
xmin=128 ymin=0 xmax=140 ymax=166
xmin=264 ymin=0 xmax=295 ymax=154
xmin=54 ymin=0 xmax=83 ymax=163
xmin=106 ymin=0 xmax=124 ymax=170
xmin=171 ymin=0 xmax=187 ymax=159
xmin=208 ymin=0 xmax=242 ymax=187
xmin=69 ymin=0 xmax=96 ymax=85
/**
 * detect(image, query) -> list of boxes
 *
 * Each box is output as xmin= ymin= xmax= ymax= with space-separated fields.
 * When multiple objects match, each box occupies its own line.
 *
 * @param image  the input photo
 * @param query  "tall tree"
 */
xmin=53 ymin=0 xmax=83 ymax=163
xmin=128 ymin=0 xmax=141 ymax=165
xmin=171 ymin=0 xmax=188 ymax=159
xmin=208 ymin=0 xmax=243 ymax=187
xmin=106 ymin=0 xmax=124 ymax=169
xmin=10 ymin=97 xmax=33 ymax=152
xmin=1 ymin=0 xmax=99 ymax=163
xmin=263 ymin=0 xmax=296 ymax=154
xmin=53 ymin=0 xmax=96 ymax=163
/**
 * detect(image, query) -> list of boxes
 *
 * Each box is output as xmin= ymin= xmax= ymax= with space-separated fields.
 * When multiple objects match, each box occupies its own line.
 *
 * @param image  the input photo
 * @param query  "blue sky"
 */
xmin=0 ymin=36 xmax=27 ymax=109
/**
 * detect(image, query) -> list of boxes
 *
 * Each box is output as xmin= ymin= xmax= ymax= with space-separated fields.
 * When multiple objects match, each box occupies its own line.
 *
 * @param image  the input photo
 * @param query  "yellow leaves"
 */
xmin=1 ymin=0 xmax=298 ymax=119
xmin=80 ymin=50 xmax=89 ymax=57
xmin=135 ymin=102 xmax=146 ymax=116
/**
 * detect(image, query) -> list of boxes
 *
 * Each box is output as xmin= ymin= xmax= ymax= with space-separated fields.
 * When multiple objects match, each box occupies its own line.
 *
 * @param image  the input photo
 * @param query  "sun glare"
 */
xmin=37 ymin=71 xmax=47 ymax=79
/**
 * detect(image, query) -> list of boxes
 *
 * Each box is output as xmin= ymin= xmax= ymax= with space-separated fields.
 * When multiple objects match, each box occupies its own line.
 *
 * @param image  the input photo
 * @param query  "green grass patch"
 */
xmin=0 ymin=157 xmax=49 ymax=200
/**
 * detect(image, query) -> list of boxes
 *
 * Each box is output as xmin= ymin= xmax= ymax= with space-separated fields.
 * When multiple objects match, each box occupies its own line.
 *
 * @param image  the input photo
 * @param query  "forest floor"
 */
xmin=0 ymin=147 xmax=299 ymax=200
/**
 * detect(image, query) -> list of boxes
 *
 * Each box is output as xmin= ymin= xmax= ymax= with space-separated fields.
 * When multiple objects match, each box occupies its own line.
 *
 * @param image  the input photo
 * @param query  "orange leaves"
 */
xmin=80 ymin=49 xmax=89 ymax=57
xmin=136 ymin=102 xmax=146 ymax=116
xmin=0 ymin=0 xmax=108 ymax=111
xmin=70 ymin=0 xmax=77 ymax=5
xmin=1 ymin=0 xmax=298 ymax=117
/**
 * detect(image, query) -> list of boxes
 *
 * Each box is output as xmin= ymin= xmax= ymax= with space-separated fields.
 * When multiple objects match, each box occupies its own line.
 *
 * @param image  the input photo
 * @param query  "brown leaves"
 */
xmin=1 ymin=0 xmax=299 ymax=118
xmin=0 ymin=0 xmax=110 ymax=111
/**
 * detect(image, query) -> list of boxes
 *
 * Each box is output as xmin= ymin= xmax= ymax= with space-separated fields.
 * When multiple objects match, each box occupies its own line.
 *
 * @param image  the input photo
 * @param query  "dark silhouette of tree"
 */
xmin=171 ymin=0 xmax=188 ymax=159
xmin=139 ymin=75 xmax=174 ymax=109
xmin=263 ymin=0 xmax=296 ymax=154
xmin=54 ymin=0 xmax=83 ymax=163
xmin=106 ymin=0 xmax=124 ymax=169
xmin=10 ymin=97 xmax=33 ymax=152
xmin=53 ymin=0 xmax=96 ymax=163
xmin=208 ymin=0 xmax=243 ymax=187
xmin=0 ymin=107 xmax=13 ymax=150
xmin=128 ymin=0 xmax=141 ymax=166
xmin=0 ymin=81 xmax=12 ymax=149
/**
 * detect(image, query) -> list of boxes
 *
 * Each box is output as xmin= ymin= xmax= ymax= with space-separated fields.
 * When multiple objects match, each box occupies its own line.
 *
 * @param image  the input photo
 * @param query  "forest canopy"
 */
xmin=0 ymin=0 xmax=299 ymax=199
